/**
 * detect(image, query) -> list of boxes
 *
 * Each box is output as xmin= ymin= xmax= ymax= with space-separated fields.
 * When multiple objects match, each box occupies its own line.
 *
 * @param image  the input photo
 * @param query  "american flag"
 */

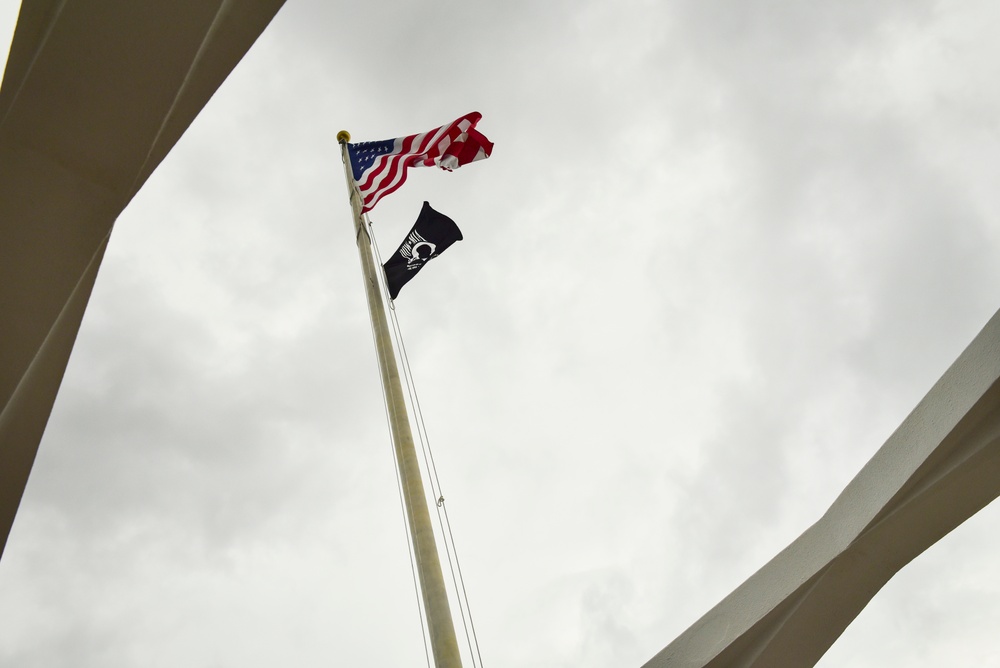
xmin=347 ymin=112 xmax=494 ymax=213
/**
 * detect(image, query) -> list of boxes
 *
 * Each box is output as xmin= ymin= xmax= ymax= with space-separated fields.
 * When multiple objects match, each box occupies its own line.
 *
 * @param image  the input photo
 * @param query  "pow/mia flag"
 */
xmin=383 ymin=202 xmax=463 ymax=300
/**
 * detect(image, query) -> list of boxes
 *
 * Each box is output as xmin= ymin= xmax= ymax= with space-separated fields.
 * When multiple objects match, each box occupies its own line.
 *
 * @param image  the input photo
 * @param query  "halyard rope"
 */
xmin=360 ymin=213 xmax=432 ymax=668
xmin=368 ymin=216 xmax=485 ymax=668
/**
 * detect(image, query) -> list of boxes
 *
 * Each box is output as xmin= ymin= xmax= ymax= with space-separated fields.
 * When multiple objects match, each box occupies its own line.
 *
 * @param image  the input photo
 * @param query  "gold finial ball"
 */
xmin=336 ymin=130 xmax=351 ymax=143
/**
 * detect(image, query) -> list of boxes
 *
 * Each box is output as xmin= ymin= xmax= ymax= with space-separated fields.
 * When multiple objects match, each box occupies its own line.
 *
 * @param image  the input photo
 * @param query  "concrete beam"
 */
xmin=643 ymin=308 xmax=1000 ymax=667
xmin=0 ymin=0 xmax=286 ymax=557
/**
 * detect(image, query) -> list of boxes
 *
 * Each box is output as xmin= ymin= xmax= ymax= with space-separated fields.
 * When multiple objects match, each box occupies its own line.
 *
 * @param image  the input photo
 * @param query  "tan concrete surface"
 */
xmin=643 ymin=308 xmax=1000 ymax=667
xmin=0 ymin=0 xmax=286 ymax=557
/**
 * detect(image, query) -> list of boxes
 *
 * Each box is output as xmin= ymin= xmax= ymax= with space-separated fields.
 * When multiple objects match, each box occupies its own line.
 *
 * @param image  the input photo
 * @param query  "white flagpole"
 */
xmin=337 ymin=131 xmax=463 ymax=668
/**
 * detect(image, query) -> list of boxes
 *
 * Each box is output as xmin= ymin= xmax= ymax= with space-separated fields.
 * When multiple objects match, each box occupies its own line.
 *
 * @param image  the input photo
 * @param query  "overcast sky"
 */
xmin=2 ymin=1 xmax=1000 ymax=666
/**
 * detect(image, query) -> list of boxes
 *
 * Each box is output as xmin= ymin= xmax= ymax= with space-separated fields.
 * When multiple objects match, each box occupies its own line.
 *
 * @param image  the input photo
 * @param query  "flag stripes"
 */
xmin=348 ymin=112 xmax=493 ymax=213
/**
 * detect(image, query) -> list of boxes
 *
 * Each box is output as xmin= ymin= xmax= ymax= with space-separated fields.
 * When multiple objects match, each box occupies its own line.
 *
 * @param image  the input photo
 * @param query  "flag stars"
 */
xmin=348 ymin=139 xmax=396 ymax=180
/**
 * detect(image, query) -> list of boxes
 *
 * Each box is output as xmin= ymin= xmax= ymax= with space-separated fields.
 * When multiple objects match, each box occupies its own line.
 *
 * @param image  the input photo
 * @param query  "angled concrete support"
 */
xmin=0 ymin=0 xmax=287 ymax=557
xmin=644 ymin=308 xmax=1000 ymax=667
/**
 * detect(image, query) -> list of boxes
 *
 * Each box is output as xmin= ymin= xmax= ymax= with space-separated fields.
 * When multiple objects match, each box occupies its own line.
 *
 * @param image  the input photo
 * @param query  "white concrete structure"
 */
xmin=0 ymin=0 xmax=286 ymax=557
xmin=643 ymin=309 xmax=1000 ymax=667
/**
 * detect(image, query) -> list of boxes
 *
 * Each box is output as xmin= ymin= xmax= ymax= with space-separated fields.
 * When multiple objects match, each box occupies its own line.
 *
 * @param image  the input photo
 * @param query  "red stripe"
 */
xmin=356 ymin=112 xmax=490 ymax=212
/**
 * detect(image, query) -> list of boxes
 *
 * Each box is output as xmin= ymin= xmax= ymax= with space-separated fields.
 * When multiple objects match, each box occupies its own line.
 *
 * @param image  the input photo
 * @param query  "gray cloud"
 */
xmin=3 ymin=1 xmax=1000 ymax=667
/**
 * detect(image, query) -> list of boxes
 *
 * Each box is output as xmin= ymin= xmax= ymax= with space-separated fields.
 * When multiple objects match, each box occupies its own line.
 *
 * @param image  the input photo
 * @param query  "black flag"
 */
xmin=383 ymin=202 xmax=463 ymax=300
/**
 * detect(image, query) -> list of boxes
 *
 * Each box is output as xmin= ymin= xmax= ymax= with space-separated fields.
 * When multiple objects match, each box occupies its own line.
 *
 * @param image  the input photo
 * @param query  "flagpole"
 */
xmin=337 ymin=131 xmax=464 ymax=668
